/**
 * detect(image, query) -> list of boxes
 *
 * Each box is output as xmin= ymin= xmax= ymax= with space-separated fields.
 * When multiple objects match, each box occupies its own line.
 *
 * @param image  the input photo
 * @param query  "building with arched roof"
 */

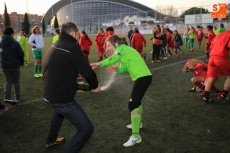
xmin=43 ymin=0 xmax=164 ymax=30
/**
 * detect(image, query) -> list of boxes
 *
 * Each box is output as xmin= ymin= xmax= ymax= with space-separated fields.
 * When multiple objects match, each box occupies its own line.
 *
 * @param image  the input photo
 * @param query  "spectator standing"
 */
xmin=127 ymin=26 xmax=133 ymax=46
xmin=152 ymin=25 xmax=163 ymax=62
xmin=0 ymin=28 xmax=8 ymax=112
xmin=160 ymin=26 xmax=167 ymax=60
xmin=196 ymin=25 xmax=204 ymax=48
xmin=188 ymin=26 xmax=196 ymax=52
xmin=165 ymin=28 xmax=174 ymax=56
xmin=28 ymin=26 xmax=44 ymax=78
xmin=15 ymin=28 xmax=29 ymax=66
xmin=173 ymin=30 xmax=183 ymax=57
xmin=131 ymin=28 xmax=146 ymax=56
xmin=0 ymin=27 xmax=24 ymax=104
xmin=104 ymin=27 xmax=115 ymax=57
xmin=183 ymin=28 xmax=190 ymax=48
xmin=204 ymin=25 xmax=216 ymax=60
xmin=95 ymin=28 xmax=106 ymax=61
xmin=79 ymin=30 xmax=92 ymax=61
xmin=52 ymin=28 xmax=60 ymax=44
xmin=215 ymin=23 xmax=226 ymax=34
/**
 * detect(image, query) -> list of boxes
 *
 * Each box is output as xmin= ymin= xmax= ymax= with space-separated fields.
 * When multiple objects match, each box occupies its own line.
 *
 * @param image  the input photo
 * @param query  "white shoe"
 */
xmin=123 ymin=135 xmax=142 ymax=147
xmin=4 ymin=99 xmax=15 ymax=103
xmin=126 ymin=123 xmax=143 ymax=129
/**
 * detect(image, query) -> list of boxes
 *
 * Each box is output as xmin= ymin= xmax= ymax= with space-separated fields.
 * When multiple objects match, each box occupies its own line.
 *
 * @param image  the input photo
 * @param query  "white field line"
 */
xmin=7 ymin=55 xmax=205 ymax=109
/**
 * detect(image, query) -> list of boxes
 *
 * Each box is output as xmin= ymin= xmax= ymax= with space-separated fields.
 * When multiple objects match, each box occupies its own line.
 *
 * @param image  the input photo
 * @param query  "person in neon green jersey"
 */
xmin=52 ymin=28 xmax=60 ymax=44
xmin=91 ymin=35 xmax=152 ymax=147
xmin=215 ymin=23 xmax=226 ymax=35
xmin=15 ymin=29 xmax=29 ymax=66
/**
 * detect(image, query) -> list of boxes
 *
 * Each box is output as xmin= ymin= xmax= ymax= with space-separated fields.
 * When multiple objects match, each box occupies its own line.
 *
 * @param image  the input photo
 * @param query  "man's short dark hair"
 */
xmin=54 ymin=28 xmax=60 ymax=34
xmin=3 ymin=26 xmax=14 ymax=35
xmin=106 ymin=27 xmax=114 ymax=32
xmin=207 ymin=25 xmax=213 ymax=30
xmin=61 ymin=22 xmax=78 ymax=34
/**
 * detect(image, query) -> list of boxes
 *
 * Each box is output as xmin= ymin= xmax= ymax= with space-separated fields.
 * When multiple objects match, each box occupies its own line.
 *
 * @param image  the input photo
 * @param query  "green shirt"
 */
xmin=100 ymin=44 xmax=152 ymax=81
xmin=15 ymin=35 xmax=28 ymax=53
xmin=52 ymin=35 xmax=59 ymax=44
xmin=216 ymin=27 xmax=226 ymax=35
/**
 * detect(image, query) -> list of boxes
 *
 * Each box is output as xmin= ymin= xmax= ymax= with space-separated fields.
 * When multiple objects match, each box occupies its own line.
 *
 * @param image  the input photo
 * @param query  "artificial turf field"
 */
xmin=0 ymin=34 xmax=230 ymax=153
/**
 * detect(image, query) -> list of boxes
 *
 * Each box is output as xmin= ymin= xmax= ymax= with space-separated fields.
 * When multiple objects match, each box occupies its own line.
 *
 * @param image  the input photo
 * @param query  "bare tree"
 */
xmin=165 ymin=5 xmax=178 ymax=17
xmin=155 ymin=5 xmax=178 ymax=17
xmin=155 ymin=5 xmax=178 ymax=22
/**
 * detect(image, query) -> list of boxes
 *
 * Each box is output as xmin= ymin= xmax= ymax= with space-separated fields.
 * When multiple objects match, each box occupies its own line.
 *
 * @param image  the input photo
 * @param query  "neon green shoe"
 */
xmin=38 ymin=73 xmax=43 ymax=77
xmin=34 ymin=74 xmax=40 ymax=78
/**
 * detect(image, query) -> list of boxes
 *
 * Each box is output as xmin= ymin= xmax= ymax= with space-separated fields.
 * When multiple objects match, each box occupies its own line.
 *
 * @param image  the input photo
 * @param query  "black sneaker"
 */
xmin=203 ymin=97 xmax=214 ymax=103
xmin=4 ymin=99 xmax=19 ymax=105
xmin=189 ymin=87 xmax=196 ymax=92
xmin=46 ymin=136 xmax=65 ymax=148
xmin=220 ymin=94 xmax=230 ymax=102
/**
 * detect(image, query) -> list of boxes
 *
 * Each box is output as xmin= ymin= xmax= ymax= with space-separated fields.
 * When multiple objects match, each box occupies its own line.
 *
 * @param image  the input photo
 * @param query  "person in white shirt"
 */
xmin=28 ymin=26 xmax=44 ymax=78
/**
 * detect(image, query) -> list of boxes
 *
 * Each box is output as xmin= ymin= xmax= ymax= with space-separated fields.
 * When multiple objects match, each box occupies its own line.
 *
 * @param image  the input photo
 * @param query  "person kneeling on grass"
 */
xmin=182 ymin=59 xmax=220 ymax=98
xmin=91 ymin=35 xmax=152 ymax=147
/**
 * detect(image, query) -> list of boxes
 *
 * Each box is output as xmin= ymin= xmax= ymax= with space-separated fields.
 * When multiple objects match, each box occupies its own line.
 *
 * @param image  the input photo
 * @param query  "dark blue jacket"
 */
xmin=0 ymin=35 xmax=24 ymax=69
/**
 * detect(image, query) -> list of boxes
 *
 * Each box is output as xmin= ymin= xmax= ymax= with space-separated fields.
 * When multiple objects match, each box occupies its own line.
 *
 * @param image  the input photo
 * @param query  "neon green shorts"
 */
xmin=32 ymin=49 xmax=42 ymax=59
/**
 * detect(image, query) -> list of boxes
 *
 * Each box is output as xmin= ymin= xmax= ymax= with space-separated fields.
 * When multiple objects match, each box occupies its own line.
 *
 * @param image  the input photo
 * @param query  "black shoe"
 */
xmin=189 ymin=87 xmax=196 ymax=92
xmin=203 ymin=97 xmax=214 ymax=103
xmin=220 ymin=94 xmax=230 ymax=102
xmin=46 ymin=136 xmax=65 ymax=148
xmin=4 ymin=99 xmax=18 ymax=105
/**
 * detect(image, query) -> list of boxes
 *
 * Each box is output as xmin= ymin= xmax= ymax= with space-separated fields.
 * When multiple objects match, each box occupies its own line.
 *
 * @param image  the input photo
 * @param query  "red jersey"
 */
xmin=95 ymin=33 xmax=106 ymax=52
xmin=205 ymin=30 xmax=216 ymax=45
xmin=197 ymin=29 xmax=204 ymax=40
xmin=193 ymin=63 xmax=207 ymax=79
xmin=105 ymin=31 xmax=114 ymax=38
xmin=210 ymin=31 xmax=230 ymax=59
xmin=79 ymin=35 xmax=92 ymax=52
xmin=166 ymin=31 xmax=175 ymax=48
xmin=131 ymin=32 xmax=146 ymax=53
xmin=205 ymin=30 xmax=216 ymax=52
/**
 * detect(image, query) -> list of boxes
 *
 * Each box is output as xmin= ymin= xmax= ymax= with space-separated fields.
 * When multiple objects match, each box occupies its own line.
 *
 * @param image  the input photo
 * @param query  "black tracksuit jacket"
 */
xmin=43 ymin=32 xmax=98 ymax=104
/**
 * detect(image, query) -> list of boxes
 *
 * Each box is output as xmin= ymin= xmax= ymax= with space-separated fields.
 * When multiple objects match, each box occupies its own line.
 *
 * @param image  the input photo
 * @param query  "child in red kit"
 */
xmin=79 ymin=30 xmax=92 ymax=61
xmin=183 ymin=59 xmax=220 ymax=97
xmin=95 ymin=28 xmax=106 ymax=61
xmin=205 ymin=25 xmax=216 ymax=60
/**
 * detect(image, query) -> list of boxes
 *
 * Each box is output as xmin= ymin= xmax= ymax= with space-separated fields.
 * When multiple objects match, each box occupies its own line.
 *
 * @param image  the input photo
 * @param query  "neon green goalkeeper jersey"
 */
xmin=100 ymin=44 xmax=152 ymax=81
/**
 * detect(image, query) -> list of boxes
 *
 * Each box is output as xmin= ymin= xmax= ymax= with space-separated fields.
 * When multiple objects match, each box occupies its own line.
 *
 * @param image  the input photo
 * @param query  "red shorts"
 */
xmin=205 ymin=44 xmax=211 ymax=52
xmin=96 ymin=47 xmax=105 ymax=53
xmin=207 ymin=57 xmax=230 ymax=78
xmin=197 ymin=38 xmax=203 ymax=43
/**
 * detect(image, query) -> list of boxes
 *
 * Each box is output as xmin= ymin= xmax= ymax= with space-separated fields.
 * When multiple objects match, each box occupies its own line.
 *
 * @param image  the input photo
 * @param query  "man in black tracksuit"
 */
xmin=0 ymin=27 xmax=24 ymax=104
xmin=43 ymin=22 xmax=100 ymax=153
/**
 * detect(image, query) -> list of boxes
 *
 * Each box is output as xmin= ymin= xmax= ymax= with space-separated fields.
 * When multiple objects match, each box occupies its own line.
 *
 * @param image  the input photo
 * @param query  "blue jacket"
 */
xmin=0 ymin=35 xmax=24 ymax=69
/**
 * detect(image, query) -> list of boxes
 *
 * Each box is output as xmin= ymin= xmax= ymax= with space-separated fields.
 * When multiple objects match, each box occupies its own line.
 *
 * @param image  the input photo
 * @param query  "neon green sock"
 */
xmin=138 ymin=105 xmax=143 ymax=123
xmin=34 ymin=65 xmax=38 ymax=74
xmin=131 ymin=108 xmax=141 ymax=138
xmin=38 ymin=65 xmax=42 ymax=74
